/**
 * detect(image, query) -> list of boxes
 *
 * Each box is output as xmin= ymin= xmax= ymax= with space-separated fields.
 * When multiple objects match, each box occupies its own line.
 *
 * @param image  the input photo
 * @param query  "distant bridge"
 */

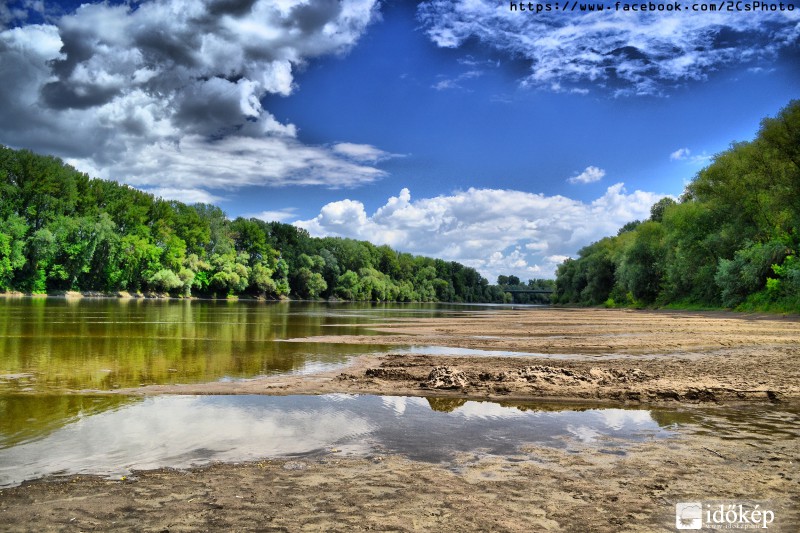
xmin=502 ymin=289 xmax=554 ymax=295
xmin=503 ymin=289 xmax=553 ymax=294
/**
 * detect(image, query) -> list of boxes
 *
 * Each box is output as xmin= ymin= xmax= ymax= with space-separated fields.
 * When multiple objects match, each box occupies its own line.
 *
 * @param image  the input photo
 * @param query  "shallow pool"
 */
xmin=0 ymin=394 xmax=672 ymax=487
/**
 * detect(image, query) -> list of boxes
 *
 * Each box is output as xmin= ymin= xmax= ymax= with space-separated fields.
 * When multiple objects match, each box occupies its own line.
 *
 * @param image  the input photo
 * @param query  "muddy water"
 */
xmin=0 ymin=299 xmax=495 ymax=394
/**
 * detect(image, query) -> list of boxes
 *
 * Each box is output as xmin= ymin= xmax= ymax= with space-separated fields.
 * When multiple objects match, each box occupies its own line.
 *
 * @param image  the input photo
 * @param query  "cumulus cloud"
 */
xmin=0 ymin=1 xmax=44 ymax=30
xmin=146 ymin=187 xmax=226 ymax=205
xmin=295 ymin=184 xmax=669 ymax=281
xmin=417 ymin=1 xmax=800 ymax=95
xmin=0 ymin=0 xmax=385 ymax=200
xmin=568 ymin=166 xmax=605 ymax=184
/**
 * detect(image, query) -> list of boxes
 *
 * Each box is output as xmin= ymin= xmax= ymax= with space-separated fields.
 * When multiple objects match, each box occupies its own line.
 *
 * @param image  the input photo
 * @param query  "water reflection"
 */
xmin=0 ymin=394 xmax=671 ymax=487
xmin=0 ymin=300 xmax=560 ymax=393
xmin=0 ymin=300 xmax=428 ymax=393
xmin=0 ymin=395 xmax=136 ymax=448
xmin=396 ymin=345 xmax=551 ymax=358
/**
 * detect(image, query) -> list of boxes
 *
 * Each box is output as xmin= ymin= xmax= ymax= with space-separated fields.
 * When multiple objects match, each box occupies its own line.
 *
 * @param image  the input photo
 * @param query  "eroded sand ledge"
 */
xmin=2 ymin=308 xmax=798 ymax=531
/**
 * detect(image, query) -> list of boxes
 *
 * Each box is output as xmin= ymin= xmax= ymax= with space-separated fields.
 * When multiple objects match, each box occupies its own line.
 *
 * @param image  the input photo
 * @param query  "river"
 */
xmin=0 ymin=299 xmax=796 ymax=495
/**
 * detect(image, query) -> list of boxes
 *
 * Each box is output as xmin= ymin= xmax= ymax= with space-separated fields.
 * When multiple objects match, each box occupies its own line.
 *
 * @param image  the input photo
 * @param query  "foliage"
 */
xmin=554 ymin=100 xmax=800 ymax=312
xmin=0 ymin=145 xmax=534 ymax=302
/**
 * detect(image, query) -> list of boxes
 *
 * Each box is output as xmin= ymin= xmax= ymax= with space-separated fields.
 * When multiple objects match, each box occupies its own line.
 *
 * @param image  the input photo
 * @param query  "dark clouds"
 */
xmin=0 ymin=0 xmax=386 ymax=203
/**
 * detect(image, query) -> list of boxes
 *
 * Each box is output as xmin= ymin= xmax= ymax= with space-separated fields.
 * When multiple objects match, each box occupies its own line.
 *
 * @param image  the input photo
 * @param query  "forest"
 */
xmin=554 ymin=100 xmax=800 ymax=312
xmin=0 ymin=145 xmax=553 ymax=302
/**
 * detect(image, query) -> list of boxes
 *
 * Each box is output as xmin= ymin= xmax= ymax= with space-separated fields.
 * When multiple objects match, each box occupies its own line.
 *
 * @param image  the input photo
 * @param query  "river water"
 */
xmin=0 ymin=299 xmax=797 ymax=488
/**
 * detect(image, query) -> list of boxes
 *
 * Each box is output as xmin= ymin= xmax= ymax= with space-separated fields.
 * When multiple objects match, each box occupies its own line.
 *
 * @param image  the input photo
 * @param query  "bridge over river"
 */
xmin=500 ymin=288 xmax=554 ymax=303
xmin=502 ymin=289 xmax=553 ymax=295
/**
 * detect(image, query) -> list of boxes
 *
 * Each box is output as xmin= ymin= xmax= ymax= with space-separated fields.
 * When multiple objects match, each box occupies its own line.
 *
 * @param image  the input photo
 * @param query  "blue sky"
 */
xmin=1 ymin=0 xmax=798 ymax=280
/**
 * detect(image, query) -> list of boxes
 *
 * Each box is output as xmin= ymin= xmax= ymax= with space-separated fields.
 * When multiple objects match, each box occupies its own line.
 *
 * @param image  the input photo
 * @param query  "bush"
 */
xmin=148 ymin=269 xmax=183 ymax=292
xmin=715 ymin=241 xmax=787 ymax=307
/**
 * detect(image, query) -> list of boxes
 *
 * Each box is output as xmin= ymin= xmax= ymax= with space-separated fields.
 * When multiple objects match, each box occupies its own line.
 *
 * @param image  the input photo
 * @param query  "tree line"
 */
xmin=0 ymin=145 xmax=540 ymax=303
xmin=554 ymin=100 xmax=799 ymax=312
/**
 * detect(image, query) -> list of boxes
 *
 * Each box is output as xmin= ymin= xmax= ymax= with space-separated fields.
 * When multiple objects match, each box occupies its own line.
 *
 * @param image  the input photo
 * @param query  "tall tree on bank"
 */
xmin=555 ymin=100 xmax=800 ymax=312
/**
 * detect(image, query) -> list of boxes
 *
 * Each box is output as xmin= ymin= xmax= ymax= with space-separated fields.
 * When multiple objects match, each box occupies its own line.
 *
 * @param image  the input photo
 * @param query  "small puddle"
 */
xmin=394 ymin=345 xmax=577 ymax=359
xmin=0 ymin=394 xmax=670 ymax=487
xmin=392 ymin=345 xmax=708 ymax=361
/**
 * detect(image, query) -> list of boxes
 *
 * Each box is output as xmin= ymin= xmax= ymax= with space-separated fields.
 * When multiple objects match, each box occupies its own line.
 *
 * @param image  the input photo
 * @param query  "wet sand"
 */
xmin=1 ymin=308 xmax=799 ymax=531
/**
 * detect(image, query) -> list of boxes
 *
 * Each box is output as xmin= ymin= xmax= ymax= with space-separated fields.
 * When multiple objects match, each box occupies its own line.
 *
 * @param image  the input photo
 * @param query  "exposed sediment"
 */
xmin=3 ymin=308 xmax=798 ymax=532
xmin=111 ymin=308 xmax=800 ymax=405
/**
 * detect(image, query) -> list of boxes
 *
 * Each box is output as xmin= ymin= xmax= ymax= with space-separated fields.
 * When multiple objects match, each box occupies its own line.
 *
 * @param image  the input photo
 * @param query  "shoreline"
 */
xmin=0 ymin=290 xmax=288 ymax=301
xmin=97 ymin=351 xmax=798 ymax=406
xmin=1 ymin=307 xmax=798 ymax=531
xmin=2 ymin=291 xmax=797 ymax=317
xmin=90 ymin=306 xmax=800 ymax=406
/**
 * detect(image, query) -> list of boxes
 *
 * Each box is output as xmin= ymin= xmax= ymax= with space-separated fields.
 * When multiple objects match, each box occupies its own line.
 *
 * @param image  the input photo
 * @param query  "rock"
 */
xmin=365 ymin=368 xmax=416 ymax=380
xmin=424 ymin=366 xmax=468 ymax=389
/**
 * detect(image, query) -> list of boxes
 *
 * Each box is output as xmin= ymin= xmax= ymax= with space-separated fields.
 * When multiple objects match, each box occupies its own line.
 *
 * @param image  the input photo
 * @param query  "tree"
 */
xmin=334 ymin=270 xmax=360 ymax=300
xmin=296 ymin=268 xmax=327 ymax=299
xmin=649 ymin=198 xmax=676 ymax=223
xmin=0 ymin=215 xmax=27 ymax=290
xmin=148 ymin=269 xmax=183 ymax=292
xmin=618 ymin=221 xmax=665 ymax=303
xmin=0 ymin=144 xmax=498 ymax=302
xmin=554 ymin=100 xmax=800 ymax=311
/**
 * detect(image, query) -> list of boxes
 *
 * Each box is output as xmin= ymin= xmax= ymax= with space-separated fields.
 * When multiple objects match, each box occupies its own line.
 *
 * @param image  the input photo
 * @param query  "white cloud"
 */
xmin=670 ymin=147 xmax=713 ymax=165
xmin=568 ymin=166 xmax=605 ymax=184
xmin=85 ymin=134 xmax=387 ymax=191
xmin=0 ymin=0 xmax=385 ymax=200
xmin=332 ymin=142 xmax=395 ymax=163
xmin=145 ymin=187 xmax=225 ymax=205
xmin=295 ymin=184 xmax=670 ymax=282
xmin=432 ymin=69 xmax=484 ymax=91
xmin=249 ymin=208 xmax=299 ymax=223
xmin=417 ymin=1 xmax=800 ymax=95
xmin=0 ymin=1 xmax=42 ymax=30
xmin=670 ymin=148 xmax=691 ymax=161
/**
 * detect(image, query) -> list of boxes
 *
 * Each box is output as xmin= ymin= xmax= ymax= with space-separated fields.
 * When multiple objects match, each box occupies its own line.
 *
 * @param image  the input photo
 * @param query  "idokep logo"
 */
xmin=676 ymin=502 xmax=702 ymax=529
xmin=676 ymin=502 xmax=776 ymax=530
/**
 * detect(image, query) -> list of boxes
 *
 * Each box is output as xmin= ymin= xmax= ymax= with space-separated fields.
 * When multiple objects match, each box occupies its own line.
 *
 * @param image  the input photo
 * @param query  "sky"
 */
xmin=1 ymin=0 xmax=798 ymax=281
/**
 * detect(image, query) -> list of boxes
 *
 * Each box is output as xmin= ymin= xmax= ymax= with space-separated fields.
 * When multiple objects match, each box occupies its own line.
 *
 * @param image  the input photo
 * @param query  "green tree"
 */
xmin=0 ymin=215 xmax=27 ymax=290
xmin=618 ymin=221 xmax=665 ymax=304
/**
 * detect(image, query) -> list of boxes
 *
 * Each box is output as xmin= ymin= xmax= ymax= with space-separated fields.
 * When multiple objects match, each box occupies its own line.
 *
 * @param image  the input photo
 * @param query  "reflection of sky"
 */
xmin=0 ymin=395 xmax=667 ymax=487
xmin=381 ymin=396 xmax=428 ymax=415
xmin=566 ymin=409 xmax=655 ymax=442
xmin=452 ymin=401 xmax=532 ymax=420
xmin=398 ymin=345 xmax=546 ymax=357
xmin=0 ymin=396 xmax=374 ymax=487
xmin=595 ymin=409 xmax=654 ymax=430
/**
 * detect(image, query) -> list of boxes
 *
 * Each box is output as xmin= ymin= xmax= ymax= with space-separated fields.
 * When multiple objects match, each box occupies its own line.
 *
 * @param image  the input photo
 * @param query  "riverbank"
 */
xmin=2 ymin=307 xmax=798 ymax=531
xmin=111 ymin=308 xmax=800 ymax=405
xmin=0 ymin=290 xmax=290 ymax=300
